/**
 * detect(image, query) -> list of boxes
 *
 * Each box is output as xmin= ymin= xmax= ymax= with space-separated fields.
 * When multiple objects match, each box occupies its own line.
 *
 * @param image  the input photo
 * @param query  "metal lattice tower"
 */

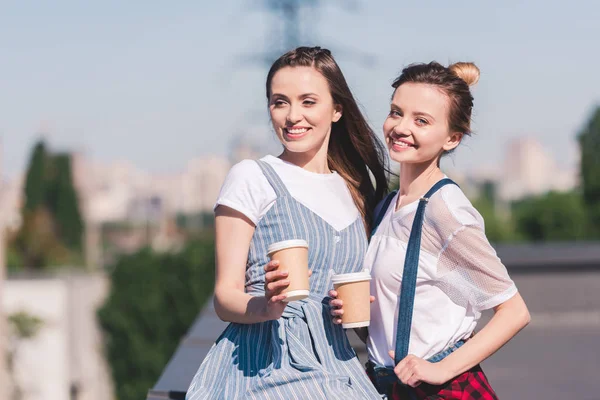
xmin=250 ymin=0 xmax=370 ymax=66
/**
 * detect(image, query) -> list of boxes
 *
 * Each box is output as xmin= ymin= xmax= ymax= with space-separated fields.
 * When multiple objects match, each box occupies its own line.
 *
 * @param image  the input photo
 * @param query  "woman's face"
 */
xmin=383 ymin=82 xmax=461 ymax=165
xmin=269 ymin=66 xmax=342 ymax=156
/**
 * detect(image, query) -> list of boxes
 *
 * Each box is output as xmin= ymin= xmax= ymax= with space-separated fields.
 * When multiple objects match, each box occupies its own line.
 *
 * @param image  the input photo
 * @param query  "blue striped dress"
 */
xmin=186 ymin=160 xmax=382 ymax=400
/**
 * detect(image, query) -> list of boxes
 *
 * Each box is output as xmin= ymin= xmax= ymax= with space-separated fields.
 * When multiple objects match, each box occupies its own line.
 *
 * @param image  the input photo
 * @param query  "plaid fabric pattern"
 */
xmin=368 ymin=364 xmax=498 ymax=400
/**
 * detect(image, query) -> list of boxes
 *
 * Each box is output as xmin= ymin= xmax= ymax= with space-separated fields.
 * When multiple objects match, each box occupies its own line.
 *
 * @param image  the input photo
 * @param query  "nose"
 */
xmin=286 ymin=103 xmax=303 ymax=124
xmin=390 ymin=117 xmax=410 ymax=137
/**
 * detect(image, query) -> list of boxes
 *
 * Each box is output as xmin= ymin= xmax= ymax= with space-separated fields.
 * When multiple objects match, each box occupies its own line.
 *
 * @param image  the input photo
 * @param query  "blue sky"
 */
xmin=2 ymin=0 xmax=598 ymax=178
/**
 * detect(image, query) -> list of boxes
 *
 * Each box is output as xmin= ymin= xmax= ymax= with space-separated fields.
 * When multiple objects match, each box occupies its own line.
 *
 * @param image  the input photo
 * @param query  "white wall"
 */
xmin=2 ymin=272 xmax=114 ymax=400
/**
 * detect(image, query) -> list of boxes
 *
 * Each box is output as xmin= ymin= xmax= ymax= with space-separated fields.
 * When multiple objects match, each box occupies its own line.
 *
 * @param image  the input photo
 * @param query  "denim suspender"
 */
xmin=394 ymin=179 xmax=457 ymax=365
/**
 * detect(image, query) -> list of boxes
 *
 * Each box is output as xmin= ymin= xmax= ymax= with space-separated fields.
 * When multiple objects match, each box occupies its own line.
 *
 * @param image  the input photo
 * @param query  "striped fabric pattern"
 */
xmin=186 ymin=160 xmax=382 ymax=400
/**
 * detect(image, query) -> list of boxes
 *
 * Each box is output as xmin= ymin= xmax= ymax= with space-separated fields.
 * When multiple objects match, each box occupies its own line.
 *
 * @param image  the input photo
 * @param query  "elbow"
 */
xmin=497 ymin=294 xmax=531 ymax=330
xmin=517 ymin=301 xmax=531 ymax=329
xmin=213 ymin=289 xmax=231 ymax=323
xmin=521 ymin=307 xmax=531 ymax=328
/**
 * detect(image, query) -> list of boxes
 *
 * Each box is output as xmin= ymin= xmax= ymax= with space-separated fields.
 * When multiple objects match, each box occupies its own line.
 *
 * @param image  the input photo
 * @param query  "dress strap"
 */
xmin=255 ymin=160 xmax=291 ymax=198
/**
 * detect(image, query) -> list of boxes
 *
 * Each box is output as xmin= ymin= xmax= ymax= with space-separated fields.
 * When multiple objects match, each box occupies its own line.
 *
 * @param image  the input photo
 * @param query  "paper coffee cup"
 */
xmin=331 ymin=271 xmax=371 ymax=328
xmin=267 ymin=239 xmax=310 ymax=302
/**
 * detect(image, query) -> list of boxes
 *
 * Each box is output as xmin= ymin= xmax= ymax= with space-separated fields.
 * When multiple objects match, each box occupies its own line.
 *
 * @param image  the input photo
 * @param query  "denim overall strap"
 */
xmin=394 ymin=178 xmax=458 ymax=366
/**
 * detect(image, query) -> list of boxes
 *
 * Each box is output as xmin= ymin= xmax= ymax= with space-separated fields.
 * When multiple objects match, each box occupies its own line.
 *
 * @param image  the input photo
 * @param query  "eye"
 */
xmin=303 ymin=99 xmax=316 ymax=106
xmin=389 ymin=109 xmax=401 ymax=117
xmin=272 ymin=100 xmax=287 ymax=107
xmin=415 ymin=117 xmax=428 ymax=126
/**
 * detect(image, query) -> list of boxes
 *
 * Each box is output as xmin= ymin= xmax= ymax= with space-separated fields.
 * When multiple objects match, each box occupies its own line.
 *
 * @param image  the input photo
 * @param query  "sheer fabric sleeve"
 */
xmin=437 ymin=223 xmax=517 ymax=311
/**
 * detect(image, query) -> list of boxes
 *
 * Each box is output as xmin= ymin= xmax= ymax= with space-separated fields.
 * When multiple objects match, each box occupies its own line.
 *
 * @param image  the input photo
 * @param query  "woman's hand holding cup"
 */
xmin=264 ymin=260 xmax=290 ymax=320
xmin=264 ymin=260 xmax=313 ymax=321
xmin=328 ymin=289 xmax=376 ymax=326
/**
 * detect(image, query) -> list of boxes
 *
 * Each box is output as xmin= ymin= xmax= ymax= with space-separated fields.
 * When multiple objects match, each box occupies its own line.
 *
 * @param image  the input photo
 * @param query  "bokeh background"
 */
xmin=1 ymin=1 xmax=599 ymax=399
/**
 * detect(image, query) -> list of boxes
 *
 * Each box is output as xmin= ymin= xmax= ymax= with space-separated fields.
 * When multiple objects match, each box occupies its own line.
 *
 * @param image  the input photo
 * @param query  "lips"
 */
xmin=285 ymin=126 xmax=310 ymax=134
xmin=392 ymin=139 xmax=415 ymax=148
xmin=388 ymin=135 xmax=416 ymax=151
xmin=283 ymin=126 xmax=311 ymax=139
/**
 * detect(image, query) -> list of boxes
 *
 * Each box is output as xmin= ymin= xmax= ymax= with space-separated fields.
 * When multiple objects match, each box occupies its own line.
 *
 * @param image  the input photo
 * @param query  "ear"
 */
xmin=332 ymin=104 xmax=343 ymax=123
xmin=443 ymin=132 xmax=463 ymax=152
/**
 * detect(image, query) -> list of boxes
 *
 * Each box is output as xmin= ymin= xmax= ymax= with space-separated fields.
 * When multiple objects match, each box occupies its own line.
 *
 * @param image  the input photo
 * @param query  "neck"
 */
xmin=398 ymin=158 xmax=444 ymax=198
xmin=279 ymin=136 xmax=332 ymax=174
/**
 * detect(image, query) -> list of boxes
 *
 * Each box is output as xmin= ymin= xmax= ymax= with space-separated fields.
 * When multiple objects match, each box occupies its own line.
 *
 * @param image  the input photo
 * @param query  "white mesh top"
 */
xmin=366 ymin=183 xmax=518 ymax=367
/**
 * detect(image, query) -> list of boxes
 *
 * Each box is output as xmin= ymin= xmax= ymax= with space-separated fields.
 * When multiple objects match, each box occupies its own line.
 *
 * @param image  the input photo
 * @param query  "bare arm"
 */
xmin=394 ymin=292 xmax=530 ymax=387
xmin=213 ymin=205 xmax=289 ymax=324
xmin=439 ymin=292 xmax=530 ymax=378
xmin=394 ymin=222 xmax=531 ymax=387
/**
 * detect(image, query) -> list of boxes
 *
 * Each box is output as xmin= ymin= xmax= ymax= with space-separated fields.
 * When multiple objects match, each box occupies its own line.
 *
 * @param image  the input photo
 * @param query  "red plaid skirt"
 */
xmin=366 ymin=363 xmax=498 ymax=400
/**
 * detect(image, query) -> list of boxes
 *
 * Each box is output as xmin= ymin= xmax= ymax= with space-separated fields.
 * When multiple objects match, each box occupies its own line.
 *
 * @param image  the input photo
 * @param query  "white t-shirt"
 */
xmin=214 ymin=155 xmax=359 ymax=230
xmin=366 ymin=183 xmax=518 ymax=367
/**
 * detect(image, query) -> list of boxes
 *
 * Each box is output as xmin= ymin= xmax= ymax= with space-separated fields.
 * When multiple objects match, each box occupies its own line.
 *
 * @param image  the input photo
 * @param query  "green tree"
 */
xmin=14 ymin=141 xmax=85 ymax=269
xmin=22 ymin=140 xmax=48 ymax=212
xmin=45 ymin=154 xmax=84 ymax=250
xmin=512 ymin=191 xmax=586 ymax=241
xmin=578 ymin=106 xmax=600 ymax=238
xmin=12 ymin=208 xmax=73 ymax=269
xmin=97 ymin=235 xmax=216 ymax=400
xmin=470 ymin=180 xmax=516 ymax=243
xmin=472 ymin=196 xmax=514 ymax=243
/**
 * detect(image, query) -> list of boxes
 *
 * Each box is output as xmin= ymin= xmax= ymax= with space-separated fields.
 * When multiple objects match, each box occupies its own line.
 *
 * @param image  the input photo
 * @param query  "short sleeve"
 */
xmin=214 ymin=160 xmax=276 ymax=225
xmin=437 ymin=223 xmax=518 ymax=312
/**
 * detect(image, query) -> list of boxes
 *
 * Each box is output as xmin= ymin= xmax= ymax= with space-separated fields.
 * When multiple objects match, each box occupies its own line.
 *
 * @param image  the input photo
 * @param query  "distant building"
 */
xmin=71 ymin=153 xmax=231 ymax=262
xmin=497 ymin=138 xmax=577 ymax=201
xmin=73 ymin=154 xmax=231 ymax=225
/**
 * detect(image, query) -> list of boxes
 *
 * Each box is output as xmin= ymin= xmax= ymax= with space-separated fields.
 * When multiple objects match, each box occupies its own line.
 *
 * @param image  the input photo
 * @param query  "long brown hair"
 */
xmin=266 ymin=46 xmax=389 ymax=233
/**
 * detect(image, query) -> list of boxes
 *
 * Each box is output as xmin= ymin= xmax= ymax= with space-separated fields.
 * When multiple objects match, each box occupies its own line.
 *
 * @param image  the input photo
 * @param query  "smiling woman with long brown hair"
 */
xmin=185 ymin=46 xmax=388 ymax=400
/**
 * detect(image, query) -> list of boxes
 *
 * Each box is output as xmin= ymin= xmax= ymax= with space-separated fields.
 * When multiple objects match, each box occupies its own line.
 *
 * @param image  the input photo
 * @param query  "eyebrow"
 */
xmin=390 ymin=103 xmax=436 ymax=121
xmin=271 ymin=92 xmax=320 ymax=99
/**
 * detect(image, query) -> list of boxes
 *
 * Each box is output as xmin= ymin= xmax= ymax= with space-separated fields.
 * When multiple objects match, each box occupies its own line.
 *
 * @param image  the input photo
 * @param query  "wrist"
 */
xmin=438 ymin=359 xmax=459 ymax=382
xmin=259 ymin=296 xmax=274 ymax=321
xmin=245 ymin=295 xmax=272 ymax=322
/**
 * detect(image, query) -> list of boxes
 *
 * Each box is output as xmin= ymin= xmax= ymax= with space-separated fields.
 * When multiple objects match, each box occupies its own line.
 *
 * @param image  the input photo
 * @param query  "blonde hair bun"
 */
xmin=449 ymin=62 xmax=480 ymax=87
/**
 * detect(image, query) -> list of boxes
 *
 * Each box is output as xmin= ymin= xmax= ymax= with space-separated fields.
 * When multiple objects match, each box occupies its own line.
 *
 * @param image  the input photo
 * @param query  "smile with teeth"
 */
xmin=285 ymin=127 xmax=309 ymax=134
xmin=389 ymin=136 xmax=415 ymax=148
xmin=393 ymin=140 xmax=413 ymax=148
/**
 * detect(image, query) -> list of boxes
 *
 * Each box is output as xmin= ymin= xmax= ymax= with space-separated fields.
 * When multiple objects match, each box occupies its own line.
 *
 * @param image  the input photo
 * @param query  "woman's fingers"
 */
xmin=265 ymin=270 xmax=288 ymax=283
xmin=266 ymin=279 xmax=290 ymax=291
xmin=329 ymin=299 xmax=343 ymax=308
xmin=264 ymin=260 xmax=280 ymax=272
xmin=267 ymin=294 xmax=287 ymax=304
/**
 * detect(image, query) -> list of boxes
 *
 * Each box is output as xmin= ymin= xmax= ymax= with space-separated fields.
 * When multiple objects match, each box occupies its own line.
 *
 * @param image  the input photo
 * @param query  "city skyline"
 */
xmin=2 ymin=1 xmax=599 ymax=179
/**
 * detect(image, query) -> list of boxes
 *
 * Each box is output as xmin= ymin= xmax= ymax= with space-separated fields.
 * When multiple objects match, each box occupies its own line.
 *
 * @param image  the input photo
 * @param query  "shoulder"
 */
xmin=226 ymin=159 xmax=263 ymax=182
xmin=222 ymin=158 xmax=276 ymax=191
xmin=429 ymin=183 xmax=484 ymax=228
xmin=216 ymin=158 xmax=276 ymax=224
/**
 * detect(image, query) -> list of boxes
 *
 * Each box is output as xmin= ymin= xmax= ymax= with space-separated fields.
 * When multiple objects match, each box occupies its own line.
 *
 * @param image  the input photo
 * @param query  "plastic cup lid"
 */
xmin=331 ymin=270 xmax=371 ymax=284
xmin=267 ymin=239 xmax=309 ymax=255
